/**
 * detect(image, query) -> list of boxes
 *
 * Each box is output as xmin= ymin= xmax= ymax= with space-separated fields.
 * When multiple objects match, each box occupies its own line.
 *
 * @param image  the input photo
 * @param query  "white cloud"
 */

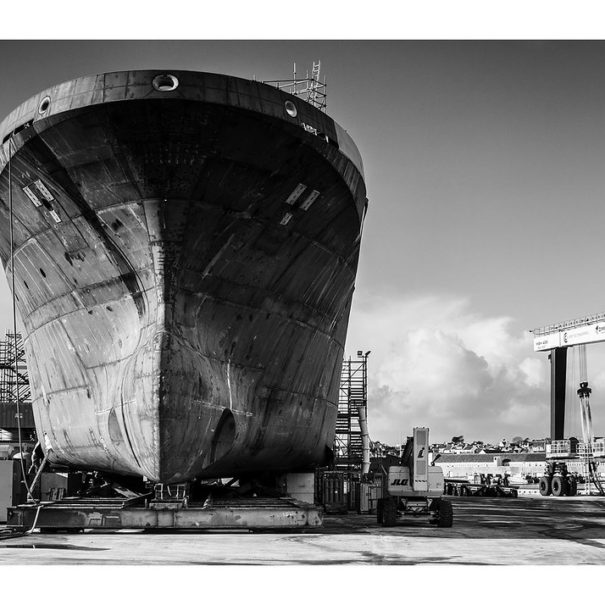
xmin=344 ymin=292 xmax=561 ymax=445
xmin=519 ymin=357 xmax=545 ymax=389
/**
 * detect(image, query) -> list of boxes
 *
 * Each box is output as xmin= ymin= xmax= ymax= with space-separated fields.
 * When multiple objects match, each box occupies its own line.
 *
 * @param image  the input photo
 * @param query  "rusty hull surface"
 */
xmin=0 ymin=70 xmax=367 ymax=483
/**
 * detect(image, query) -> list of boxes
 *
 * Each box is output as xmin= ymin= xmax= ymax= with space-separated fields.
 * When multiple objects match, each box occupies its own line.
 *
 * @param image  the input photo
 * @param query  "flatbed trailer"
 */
xmin=444 ymin=479 xmax=518 ymax=497
xmin=6 ymin=496 xmax=322 ymax=532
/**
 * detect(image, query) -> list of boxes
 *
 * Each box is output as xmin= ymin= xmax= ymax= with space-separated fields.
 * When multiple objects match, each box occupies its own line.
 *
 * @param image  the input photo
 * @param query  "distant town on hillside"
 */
xmin=370 ymin=436 xmax=572 ymax=458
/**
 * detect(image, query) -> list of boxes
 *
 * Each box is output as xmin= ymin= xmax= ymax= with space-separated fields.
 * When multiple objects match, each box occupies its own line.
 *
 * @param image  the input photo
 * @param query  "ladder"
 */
xmin=306 ymin=61 xmax=322 ymax=107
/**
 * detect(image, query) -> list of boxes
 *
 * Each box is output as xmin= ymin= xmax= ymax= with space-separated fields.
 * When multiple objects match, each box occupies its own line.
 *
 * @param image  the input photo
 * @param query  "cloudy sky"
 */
xmin=1 ymin=39 xmax=604 ymax=445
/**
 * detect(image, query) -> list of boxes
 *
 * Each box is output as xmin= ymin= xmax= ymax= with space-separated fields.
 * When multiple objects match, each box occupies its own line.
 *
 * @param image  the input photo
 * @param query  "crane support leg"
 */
xmin=550 ymin=347 xmax=567 ymax=440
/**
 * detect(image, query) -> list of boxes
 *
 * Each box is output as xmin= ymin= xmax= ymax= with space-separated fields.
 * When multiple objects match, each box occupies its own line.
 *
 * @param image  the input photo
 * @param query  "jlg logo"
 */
xmin=391 ymin=479 xmax=408 ymax=486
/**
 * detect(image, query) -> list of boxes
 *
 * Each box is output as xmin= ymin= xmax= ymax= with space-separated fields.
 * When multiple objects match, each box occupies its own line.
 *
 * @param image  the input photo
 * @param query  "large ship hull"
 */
xmin=0 ymin=70 xmax=367 ymax=483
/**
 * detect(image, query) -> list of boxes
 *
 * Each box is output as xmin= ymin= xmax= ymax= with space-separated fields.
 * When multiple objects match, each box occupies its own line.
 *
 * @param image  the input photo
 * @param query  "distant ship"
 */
xmin=0 ymin=69 xmax=368 ymax=483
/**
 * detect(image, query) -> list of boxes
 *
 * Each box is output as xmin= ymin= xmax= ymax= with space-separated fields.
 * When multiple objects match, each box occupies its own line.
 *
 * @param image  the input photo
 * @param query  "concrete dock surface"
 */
xmin=1 ymin=495 xmax=605 ymax=565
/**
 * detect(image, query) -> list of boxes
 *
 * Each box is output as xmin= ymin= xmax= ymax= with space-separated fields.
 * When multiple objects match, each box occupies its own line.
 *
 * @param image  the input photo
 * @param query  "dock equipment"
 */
xmin=445 ymin=476 xmax=518 ymax=498
xmin=575 ymin=363 xmax=604 ymax=495
xmin=531 ymin=316 xmax=605 ymax=495
xmin=538 ymin=461 xmax=578 ymax=497
xmin=530 ymin=314 xmax=603 ymax=440
xmin=377 ymin=427 xmax=453 ymax=527
xmin=6 ymin=488 xmax=322 ymax=531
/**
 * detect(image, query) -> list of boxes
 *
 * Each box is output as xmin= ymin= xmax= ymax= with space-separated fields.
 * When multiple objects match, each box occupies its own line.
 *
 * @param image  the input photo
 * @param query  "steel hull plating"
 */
xmin=0 ymin=71 xmax=367 ymax=482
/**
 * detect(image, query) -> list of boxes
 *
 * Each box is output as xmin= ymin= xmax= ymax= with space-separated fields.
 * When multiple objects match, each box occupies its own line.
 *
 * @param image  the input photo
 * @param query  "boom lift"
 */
xmin=377 ymin=427 xmax=453 ymax=527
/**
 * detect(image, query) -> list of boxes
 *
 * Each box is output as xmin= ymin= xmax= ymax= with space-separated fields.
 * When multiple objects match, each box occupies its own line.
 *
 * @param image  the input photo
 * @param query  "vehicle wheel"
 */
xmin=551 ymin=475 xmax=568 ymax=497
xmin=377 ymin=499 xmax=384 ymax=524
xmin=437 ymin=499 xmax=453 ymax=528
xmin=567 ymin=476 xmax=578 ymax=497
xmin=382 ymin=497 xmax=397 ymax=527
xmin=538 ymin=476 xmax=552 ymax=497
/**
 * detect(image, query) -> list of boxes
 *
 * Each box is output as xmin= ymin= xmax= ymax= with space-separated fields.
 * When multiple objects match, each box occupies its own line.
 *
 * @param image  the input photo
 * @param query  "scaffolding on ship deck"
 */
xmin=263 ymin=61 xmax=327 ymax=111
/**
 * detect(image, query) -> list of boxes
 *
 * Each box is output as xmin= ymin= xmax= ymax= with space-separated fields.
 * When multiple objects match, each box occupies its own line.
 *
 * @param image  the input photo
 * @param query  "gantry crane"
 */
xmin=531 ymin=315 xmax=605 ymax=495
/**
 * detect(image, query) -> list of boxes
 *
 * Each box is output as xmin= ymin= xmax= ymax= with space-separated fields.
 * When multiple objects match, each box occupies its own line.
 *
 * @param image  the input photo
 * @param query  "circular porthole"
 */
xmin=284 ymin=100 xmax=298 ymax=118
xmin=38 ymin=96 xmax=51 ymax=114
xmin=152 ymin=74 xmax=179 ymax=92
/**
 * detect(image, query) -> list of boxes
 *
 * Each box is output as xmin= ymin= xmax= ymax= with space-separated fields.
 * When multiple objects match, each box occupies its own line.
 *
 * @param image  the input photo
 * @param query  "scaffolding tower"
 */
xmin=334 ymin=351 xmax=369 ymax=470
xmin=0 ymin=331 xmax=34 ymax=434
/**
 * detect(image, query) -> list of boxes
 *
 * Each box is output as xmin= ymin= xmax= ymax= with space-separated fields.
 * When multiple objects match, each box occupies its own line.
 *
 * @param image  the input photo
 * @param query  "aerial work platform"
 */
xmin=6 ymin=495 xmax=322 ymax=532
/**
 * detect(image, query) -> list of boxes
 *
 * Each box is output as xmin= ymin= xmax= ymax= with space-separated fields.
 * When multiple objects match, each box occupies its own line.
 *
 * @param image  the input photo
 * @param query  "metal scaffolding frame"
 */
xmin=263 ymin=61 xmax=327 ymax=111
xmin=334 ymin=351 xmax=369 ymax=470
xmin=0 ymin=331 xmax=33 ymax=432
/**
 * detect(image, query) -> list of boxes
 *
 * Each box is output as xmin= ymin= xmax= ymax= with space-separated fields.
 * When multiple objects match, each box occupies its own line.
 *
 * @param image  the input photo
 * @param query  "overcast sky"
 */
xmin=1 ymin=40 xmax=604 ymax=444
